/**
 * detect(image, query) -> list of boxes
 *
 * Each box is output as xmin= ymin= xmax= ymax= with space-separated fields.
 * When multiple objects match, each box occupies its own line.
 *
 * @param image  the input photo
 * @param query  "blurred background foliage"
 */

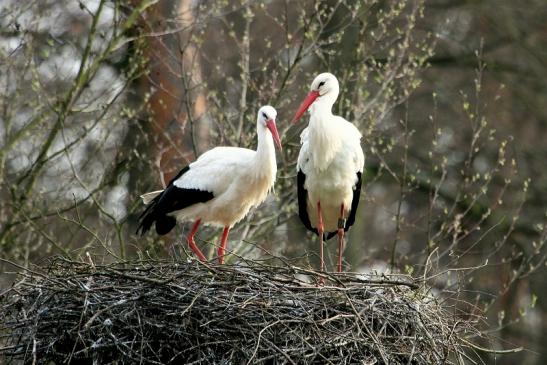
xmin=0 ymin=0 xmax=546 ymax=363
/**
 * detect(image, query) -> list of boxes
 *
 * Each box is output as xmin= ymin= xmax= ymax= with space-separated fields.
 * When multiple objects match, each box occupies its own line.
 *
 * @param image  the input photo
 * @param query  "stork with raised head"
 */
xmin=137 ymin=105 xmax=281 ymax=264
xmin=293 ymin=73 xmax=365 ymax=273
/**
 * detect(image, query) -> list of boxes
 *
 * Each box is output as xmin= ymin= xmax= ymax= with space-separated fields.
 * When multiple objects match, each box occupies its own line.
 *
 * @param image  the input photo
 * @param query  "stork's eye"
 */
xmin=318 ymin=81 xmax=326 ymax=87
xmin=262 ymin=112 xmax=268 ymax=119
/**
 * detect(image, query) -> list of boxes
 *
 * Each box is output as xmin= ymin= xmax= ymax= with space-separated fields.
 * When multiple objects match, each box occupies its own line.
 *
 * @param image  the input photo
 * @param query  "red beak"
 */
xmin=292 ymin=90 xmax=320 ymax=123
xmin=266 ymin=119 xmax=282 ymax=151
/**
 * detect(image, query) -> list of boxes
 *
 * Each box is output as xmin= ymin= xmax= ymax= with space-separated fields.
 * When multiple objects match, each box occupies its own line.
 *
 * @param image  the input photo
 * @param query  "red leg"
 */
xmin=337 ymin=204 xmax=346 ymax=273
xmin=217 ymin=226 xmax=230 ymax=264
xmin=317 ymin=202 xmax=325 ymax=273
xmin=187 ymin=219 xmax=206 ymax=262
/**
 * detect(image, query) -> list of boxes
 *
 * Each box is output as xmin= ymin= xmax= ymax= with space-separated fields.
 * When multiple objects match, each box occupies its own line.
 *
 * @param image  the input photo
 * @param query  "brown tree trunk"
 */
xmin=136 ymin=0 xmax=209 ymax=185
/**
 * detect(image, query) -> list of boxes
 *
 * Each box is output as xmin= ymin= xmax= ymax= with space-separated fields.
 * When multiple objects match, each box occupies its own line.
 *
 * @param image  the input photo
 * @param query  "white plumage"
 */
xmin=174 ymin=146 xmax=277 ymax=226
xmin=138 ymin=105 xmax=281 ymax=263
xmin=298 ymin=117 xmax=364 ymax=231
xmin=293 ymin=73 xmax=365 ymax=273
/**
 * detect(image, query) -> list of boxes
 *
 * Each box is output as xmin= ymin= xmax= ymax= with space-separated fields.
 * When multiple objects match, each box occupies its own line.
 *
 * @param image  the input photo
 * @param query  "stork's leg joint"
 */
xmin=187 ymin=219 xmax=207 ymax=262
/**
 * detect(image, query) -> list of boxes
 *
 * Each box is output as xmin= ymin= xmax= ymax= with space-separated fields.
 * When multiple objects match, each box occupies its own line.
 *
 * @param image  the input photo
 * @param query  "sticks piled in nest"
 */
xmin=0 ymin=257 xmax=479 ymax=364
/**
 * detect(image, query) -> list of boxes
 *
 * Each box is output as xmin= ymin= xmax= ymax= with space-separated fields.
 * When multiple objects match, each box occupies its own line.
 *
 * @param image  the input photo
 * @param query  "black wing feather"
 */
xmin=137 ymin=165 xmax=214 ymax=236
xmin=325 ymin=171 xmax=362 ymax=240
xmin=297 ymin=169 xmax=318 ymax=236
xmin=346 ymin=171 xmax=362 ymax=229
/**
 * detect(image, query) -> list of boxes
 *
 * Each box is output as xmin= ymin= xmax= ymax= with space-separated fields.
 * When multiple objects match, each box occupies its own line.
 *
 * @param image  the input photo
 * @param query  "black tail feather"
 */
xmin=137 ymin=205 xmax=177 ymax=236
xmin=137 ymin=194 xmax=165 ymax=236
xmin=137 ymin=193 xmax=178 ymax=236
xmin=136 ymin=166 xmax=214 ymax=237
xmin=155 ymin=216 xmax=177 ymax=235
xmin=137 ymin=202 xmax=158 ymax=236
xmin=325 ymin=230 xmax=337 ymax=241
xmin=297 ymin=170 xmax=319 ymax=236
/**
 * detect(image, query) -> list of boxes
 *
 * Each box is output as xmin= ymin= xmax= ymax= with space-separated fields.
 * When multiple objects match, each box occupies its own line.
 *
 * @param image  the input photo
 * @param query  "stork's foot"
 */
xmin=187 ymin=239 xmax=206 ymax=261
xmin=317 ymin=276 xmax=326 ymax=286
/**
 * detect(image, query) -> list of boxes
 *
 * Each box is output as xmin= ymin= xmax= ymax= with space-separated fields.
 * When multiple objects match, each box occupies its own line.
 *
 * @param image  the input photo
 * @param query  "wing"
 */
xmin=336 ymin=116 xmax=365 ymax=172
xmin=345 ymin=171 xmax=362 ymax=230
xmin=138 ymin=146 xmax=256 ymax=236
xmin=338 ymin=119 xmax=365 ymax=231
xmin=296 ymin=129 xmax=318 ymax=234
xmin=137 ymin=165 xmax=214 ymax=236
xmin=326 ymin=124 xmax=364 ymax=240
xmin=299 ymin=126 xmax=309 ymax=145
xmin=325 ymin=171 xmax=363 ymax=240
xmin=297 ymin=169 xmax=318 ymax=235
xmin=140 ymin=190 xmax=163 ymax=205
xmin=345 ymin=122 xmax=365 ymax=233
xmin=174 ymin=147 xmax=255 ymax=196
xmin=296 ymin=128 xmax=310 ymax=173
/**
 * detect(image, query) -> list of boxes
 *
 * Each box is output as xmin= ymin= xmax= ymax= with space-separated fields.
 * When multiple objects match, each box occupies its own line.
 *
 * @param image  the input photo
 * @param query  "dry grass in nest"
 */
xmin=0 ymin=257 xmax=482 ymax=364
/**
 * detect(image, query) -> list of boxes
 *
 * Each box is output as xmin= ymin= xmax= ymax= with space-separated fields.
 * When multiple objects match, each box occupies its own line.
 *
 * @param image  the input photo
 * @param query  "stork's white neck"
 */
xmin=253 ymin=123 xmax=277 ymax=182
xmin=307 ymin=97 xmax=342 ymax=171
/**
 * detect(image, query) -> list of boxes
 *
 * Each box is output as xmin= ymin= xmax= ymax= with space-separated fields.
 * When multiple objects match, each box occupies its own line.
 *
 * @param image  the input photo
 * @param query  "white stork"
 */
xmin=137 ymin=105 xmax=281 ymax=264
xmin=293 ymin=73 xmax=365 ymax=273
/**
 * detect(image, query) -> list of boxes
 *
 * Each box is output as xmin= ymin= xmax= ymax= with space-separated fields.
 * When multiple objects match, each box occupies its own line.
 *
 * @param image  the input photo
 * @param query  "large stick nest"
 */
xmin=1 ymin=257 xmax=479 ymax=364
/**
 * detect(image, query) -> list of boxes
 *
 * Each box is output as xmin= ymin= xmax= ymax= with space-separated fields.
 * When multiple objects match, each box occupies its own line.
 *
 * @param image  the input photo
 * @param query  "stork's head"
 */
xmin=258 ymin=105 xmax=282 ymax=150
xmin=292 ymin=72 xmax=339 ymax=123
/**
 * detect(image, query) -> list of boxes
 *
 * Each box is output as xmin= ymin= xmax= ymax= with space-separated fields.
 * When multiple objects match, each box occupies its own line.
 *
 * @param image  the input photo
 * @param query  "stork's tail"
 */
xmin=136 ymin=190 xmax=176 ymax=236
xmin=140 ymin=190 xmax=163 ymax=205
